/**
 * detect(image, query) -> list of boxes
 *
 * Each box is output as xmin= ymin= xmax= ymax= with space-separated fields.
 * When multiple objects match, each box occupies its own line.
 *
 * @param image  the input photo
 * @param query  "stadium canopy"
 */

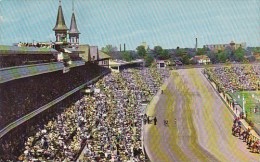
xmin=64 ymin=48 xmax=84 ymax=54
xmin=99 ymin=51 xmax=110 ymax=60
xmin=109 ymin=59 xmax=144 ymax=67
xmin=0 ymin=45 xmax=59 ymax=55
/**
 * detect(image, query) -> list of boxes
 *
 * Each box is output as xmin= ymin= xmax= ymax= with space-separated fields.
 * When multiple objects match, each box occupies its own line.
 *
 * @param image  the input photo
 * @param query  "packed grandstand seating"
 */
xmin=17 ymin=42 xmax=52 ymax=48
xmin=0 ymin=67 xmax=170 ymax=161
xmin=205 ymin=65 xmax=260 ymax=92
xmin=0 ymin=63 xmax=106 ymax=129
xmin=0 ymin=93 xmax=82 ymax=161
xmin=0 ymin=54 xmax=57 ymax=68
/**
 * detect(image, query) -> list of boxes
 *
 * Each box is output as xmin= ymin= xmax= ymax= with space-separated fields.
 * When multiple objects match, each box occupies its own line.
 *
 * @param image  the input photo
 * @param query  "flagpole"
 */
xmin=243 ymin=94 xmax=246 ymax=118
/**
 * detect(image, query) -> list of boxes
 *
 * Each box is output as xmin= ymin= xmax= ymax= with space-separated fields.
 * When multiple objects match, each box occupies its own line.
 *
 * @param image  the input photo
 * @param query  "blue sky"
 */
xmin=0 ymin=0 xmax=259 ymax=49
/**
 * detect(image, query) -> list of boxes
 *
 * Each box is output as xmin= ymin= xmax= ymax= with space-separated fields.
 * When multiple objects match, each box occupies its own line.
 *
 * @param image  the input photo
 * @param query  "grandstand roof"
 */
xmin=109 ymin=59 xmax=144 ymax=67
xmin=78 ymin=44 xmax=91 ymax=61
xmin=99 ymin=51 xmax=110 ymax=60
xmin=64 ymin=47 xmax=84 ymax=54
xmin=0 ymin=45 xmax=59 ymax=55
xmin=78 ymin=44 xmax=110 ymax=61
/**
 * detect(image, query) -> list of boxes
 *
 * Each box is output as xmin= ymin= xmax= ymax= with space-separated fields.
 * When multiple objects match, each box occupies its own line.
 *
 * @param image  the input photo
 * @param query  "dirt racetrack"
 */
xmin=144 ymin=68 xmax=260 ymax=162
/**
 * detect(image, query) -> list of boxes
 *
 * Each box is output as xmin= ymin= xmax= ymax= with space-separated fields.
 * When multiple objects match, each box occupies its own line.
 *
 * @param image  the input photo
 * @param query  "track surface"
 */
xmin=144 ymin=68 xmax=260 ymax=162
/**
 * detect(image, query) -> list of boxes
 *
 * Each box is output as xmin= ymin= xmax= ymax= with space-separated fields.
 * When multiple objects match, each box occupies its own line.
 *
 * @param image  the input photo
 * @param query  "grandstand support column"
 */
xmin=243 ymin=95 xmax=246 ymax=118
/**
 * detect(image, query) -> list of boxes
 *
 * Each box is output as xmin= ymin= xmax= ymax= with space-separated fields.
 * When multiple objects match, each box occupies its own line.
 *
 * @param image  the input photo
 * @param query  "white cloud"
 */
xmin=0 ymin=16 xmax=4 ymax=23
xmin=0 ymin=15 xmax=17 ymax=23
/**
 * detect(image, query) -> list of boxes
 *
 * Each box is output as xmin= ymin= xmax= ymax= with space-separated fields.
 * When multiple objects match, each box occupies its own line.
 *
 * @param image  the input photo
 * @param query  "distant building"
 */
xmin=141 ymin=42 xmax=148 ymax=50
xmin=156 ymin=60 xmax=166 ymax=69
xmin=98 ymin=51 xmax=110 ymax=68
xmin=204 ymin=41 xmax=246 ymax=53
xmin=190 ymin=55 xmax=210 ymax=65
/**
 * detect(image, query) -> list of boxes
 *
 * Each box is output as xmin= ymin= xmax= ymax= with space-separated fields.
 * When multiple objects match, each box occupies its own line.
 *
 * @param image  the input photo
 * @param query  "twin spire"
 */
xmin=53 ymin=0 xmax=68 ymax=31
xmin=53 ymin=0 xmax=80 ymax=43
xmin=68 ymin=12 xmax=80 ymax=34
xmin=69 ymin=0 xmax=80 ymax=34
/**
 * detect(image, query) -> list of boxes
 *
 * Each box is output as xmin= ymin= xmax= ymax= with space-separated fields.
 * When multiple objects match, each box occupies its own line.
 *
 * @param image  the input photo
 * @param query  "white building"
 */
xmin=191 ymin=55 xmax=211 ymax=65
xmin=156 ymin=60 xmax=167 ymax=69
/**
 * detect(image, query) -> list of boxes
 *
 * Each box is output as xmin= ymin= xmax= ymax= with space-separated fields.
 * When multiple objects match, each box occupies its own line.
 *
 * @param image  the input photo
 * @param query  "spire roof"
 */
xmin=69 ymin=12 xmax=80 ymax=34
xmin=53 ymin=0 xmax=68 ymax=31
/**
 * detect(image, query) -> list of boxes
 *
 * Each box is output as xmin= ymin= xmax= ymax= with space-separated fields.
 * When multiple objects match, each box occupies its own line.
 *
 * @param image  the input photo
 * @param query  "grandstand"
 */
xmin=0 ymin=43 xmax=111 ymax=160
xmin=0 ymin=1 xmax=111 ymax=160
xmin=0 ymin=41 xmax=153 ymax=161
xmin=0 ymin=0 xmax=152 ymax=160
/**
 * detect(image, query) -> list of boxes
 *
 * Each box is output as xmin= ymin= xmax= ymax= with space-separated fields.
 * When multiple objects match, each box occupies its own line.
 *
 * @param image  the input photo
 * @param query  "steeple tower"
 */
xmin=68 ymin=0 xmax=80 ymax=47
xmin=53 ymin=0 xmax=68 ymax=43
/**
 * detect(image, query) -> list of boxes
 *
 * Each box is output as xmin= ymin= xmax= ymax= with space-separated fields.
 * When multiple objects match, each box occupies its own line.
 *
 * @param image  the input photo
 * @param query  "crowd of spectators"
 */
xmin=0 ymin=63 xmax=106 ymax=129
xmin=0 ymin=54 xmax=57 ymax=68
xmin=16 ymin=67 xmax=169 ymax=161
xmin=0 ymin=92 xmax=82 ymax=161
xmin=205 ymin=65 xmax=260 ymax=92
xmin=17 ymin=42 xmax=52 ymax=48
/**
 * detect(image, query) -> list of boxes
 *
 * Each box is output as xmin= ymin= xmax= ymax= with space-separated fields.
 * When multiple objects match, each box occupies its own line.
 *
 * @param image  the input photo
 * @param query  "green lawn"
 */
xmin=228 ymin=91 xmax=260 ymax=123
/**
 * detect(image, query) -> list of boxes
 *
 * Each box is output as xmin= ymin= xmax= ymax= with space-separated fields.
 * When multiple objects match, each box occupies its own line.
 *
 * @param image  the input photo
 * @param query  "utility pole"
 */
xmin=195 ymin=37 xmax=198 ymax=53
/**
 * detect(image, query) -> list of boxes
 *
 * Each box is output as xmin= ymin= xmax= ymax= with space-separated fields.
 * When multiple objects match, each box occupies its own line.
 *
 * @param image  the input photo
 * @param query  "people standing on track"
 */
xmin=144 ymin=114 xmax=147 ymax=125
xmin=233 ymin=116 xmax=239 ymax=124
xmin=154 ymin=117 xmax=157 ymax=125
xmin=164 ymin=120 xmax=168 ymax=126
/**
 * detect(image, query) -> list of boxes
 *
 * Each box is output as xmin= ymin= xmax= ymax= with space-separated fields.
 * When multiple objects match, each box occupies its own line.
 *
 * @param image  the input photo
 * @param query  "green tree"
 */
xmin=136 ymin=45 xmax=147 ymax=58
xmin=159 ymin=49 xmax=170 ymax=60
xmin=176 ymin=48 xmax=185 ymax=57
xmin=234 ymin=47 xmax=245 ymax=62
xmin=153 ymin=46 xmax=170 ymax=60
xmin=217 ymin=51 xmax=228 ymax=63
xmin=253 ymin=47 xmax=260 ymax=53
xmin=144 ymin=54 xmax=154 ymax=67
xmin=101 ymin=45 xmax=117 ymax=55
xmin=121 ymin=51 xmax=133 ymax=62
xmin=196 ymin=48 xmax=205 ymax=55
xmin=182 ymin=54 xmax=190 ymax=65
xmin=207 ymin=51 xmax=217 ymax=63
xmin=154 ymin=46 xmax=163 ymax=57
